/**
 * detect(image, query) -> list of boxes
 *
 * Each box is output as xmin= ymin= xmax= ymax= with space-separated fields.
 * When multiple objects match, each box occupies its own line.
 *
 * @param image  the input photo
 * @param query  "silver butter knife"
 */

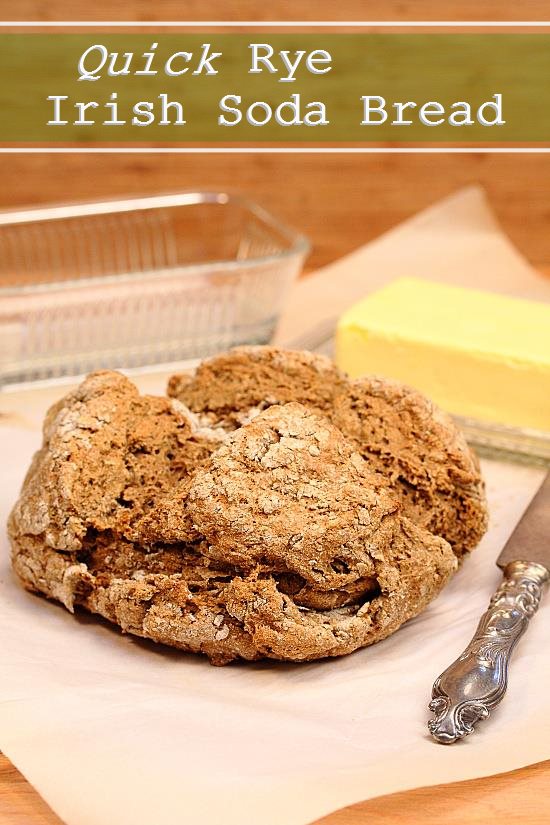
xmin=428 ymin=472 xmax=550 ymax=744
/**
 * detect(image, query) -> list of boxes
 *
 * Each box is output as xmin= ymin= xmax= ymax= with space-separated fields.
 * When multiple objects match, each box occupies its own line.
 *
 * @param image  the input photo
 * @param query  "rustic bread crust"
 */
xmin=11 ymin=522 xmax=455 ymax=665
xmin=168 ymin=346 xmax=488 ymax=557
xmin=166 ymin=346 xmax=345 ymax=426
xmin=9 ymin=370 xmax=458 ymax=665
xmin=10 ymin=371 xmax=223 ymax=552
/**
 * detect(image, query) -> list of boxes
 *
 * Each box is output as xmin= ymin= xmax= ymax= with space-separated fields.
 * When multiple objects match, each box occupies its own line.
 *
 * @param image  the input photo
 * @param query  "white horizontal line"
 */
xmin=1 ymin=21 xmax=550 ymax=27
xmin=1 ymin=148 xmax=550 ymax=153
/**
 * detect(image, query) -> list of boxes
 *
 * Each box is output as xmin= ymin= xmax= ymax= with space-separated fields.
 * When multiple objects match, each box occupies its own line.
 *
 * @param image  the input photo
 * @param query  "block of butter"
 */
xmin=335 ymin=277 xmax=550 ymax=431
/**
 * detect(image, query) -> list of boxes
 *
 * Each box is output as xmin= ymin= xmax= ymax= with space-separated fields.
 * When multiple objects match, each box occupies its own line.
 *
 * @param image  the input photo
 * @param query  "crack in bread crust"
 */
xmin=168 ymin=346 xmax=488 ymax=558
xmin=11 ymin=371 xmax=220 ymax=552
xmin=11 ymin=519 xmax=455 ymax=665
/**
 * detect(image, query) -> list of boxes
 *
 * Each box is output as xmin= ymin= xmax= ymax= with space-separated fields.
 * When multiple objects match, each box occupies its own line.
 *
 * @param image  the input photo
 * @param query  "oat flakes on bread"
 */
xmin=9 ymin=373 xmax=457 ymax=665
xmin=168 ymin=346 xmax=488 ymax=557
xmin=188 ymin=402 xmax=457 ymax=615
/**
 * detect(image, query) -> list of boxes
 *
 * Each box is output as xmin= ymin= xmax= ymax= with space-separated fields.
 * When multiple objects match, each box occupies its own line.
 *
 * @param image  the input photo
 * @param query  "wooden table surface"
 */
xmin=2 ymin=753 xmax=550 ymax=824
xmin=2 ymin=5 xmax=550 ymax=820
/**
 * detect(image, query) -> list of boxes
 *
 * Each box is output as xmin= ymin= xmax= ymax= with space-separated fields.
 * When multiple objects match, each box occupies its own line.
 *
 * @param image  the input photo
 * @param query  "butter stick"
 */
xmin=335 ymin=278 xmax=550 ymax=430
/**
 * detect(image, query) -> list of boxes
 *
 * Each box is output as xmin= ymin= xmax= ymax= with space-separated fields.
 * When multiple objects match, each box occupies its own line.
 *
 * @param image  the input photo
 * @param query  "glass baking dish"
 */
xmin=0 ymin=192 xmax=309 ymax=386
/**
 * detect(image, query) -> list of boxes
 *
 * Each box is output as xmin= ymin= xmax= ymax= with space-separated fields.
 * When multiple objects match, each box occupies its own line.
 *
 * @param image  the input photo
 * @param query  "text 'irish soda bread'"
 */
xmin=168 ymin=346 xmax=488 ymax=558
xmin=9 ymin=348 xmax=486 ymax=665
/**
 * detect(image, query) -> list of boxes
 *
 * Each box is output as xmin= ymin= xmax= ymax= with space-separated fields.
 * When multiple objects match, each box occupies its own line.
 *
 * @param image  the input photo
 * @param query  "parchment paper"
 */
xmin=275 ymin=184 xmax=550 ymax=343
xmin=1 ymin=185 xmax=550 ymax=825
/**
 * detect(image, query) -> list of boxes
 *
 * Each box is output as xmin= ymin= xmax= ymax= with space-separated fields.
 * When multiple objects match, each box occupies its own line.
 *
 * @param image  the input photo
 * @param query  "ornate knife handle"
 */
xmin=428 ymin=560 xmax=548 ymax=744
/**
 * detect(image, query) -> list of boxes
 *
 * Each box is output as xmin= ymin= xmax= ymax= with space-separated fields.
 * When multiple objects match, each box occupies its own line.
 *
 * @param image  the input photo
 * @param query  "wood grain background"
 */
xmin=1 ymin=153 xmax=550 ymax=272
xmin=3 ymin=0 xmax=550 ymax=21
xmin=1 ymin=3 xmax=550 ymax=824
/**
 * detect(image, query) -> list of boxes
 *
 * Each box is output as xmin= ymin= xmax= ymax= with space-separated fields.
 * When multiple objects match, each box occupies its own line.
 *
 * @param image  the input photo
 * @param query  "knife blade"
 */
xmin=427 ymin=472 xmax=550 ymax=744
xmin=497 ymin=472 xmax=550 ymax=570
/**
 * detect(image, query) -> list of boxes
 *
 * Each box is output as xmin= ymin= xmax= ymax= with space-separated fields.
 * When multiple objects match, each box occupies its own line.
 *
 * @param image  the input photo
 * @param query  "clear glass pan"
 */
xmin=0 ymin=192 xmax=310 ymax=385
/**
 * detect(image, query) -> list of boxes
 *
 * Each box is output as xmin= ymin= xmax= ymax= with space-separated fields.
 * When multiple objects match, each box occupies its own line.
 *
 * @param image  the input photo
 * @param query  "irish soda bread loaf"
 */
xmin=9 ymin=347 xmax=487 ymax=665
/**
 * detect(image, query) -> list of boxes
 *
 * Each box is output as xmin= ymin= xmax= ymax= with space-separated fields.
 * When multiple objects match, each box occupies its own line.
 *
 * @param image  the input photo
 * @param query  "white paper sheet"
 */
xmin=0 ymin=426 xmax=547 ymax=825
xmin=2 ymin=185 xmax=550 ymax=825
xmin=275 ymin=184 xmax=550 ymax=344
